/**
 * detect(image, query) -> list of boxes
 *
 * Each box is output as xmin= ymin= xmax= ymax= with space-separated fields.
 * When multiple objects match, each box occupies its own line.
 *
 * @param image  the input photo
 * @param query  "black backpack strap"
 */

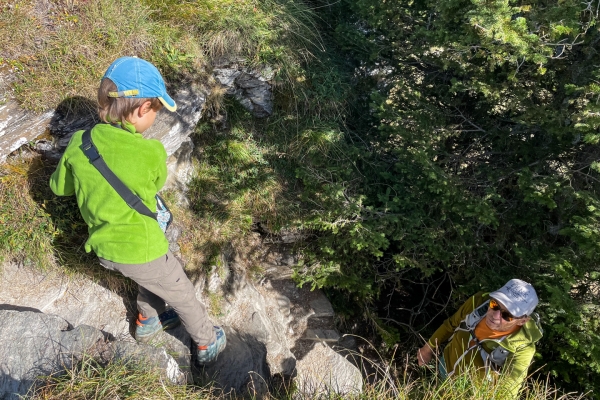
xmin=80 ymin=129 xmax=157 ymax=220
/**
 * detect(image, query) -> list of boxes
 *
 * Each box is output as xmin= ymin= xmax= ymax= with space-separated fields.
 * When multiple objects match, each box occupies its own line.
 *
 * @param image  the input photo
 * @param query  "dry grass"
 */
xmin=28 ymin=355 xmax=213 ymax=400
xmin=1 ymin=0 xmax=158 ymax=111
xmin=0 ymin=153 xmax=132 ymax=292
xmin=1 ymin=0 xmax=322 ymax=112
xmin=0 ymin=153 xmax=55 ymax=268
xmin=26 ymin=348 xmax=588 ymax=400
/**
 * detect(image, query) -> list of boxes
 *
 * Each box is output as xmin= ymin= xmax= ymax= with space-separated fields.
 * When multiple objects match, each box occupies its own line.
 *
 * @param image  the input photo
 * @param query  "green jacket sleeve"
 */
xmin=153 ymin=155 xmax=167 ymax=191
xmin=496 ymin=343 xmax=535 ymax=399
xmin=427 ymin=292 xmax=487 ymax=349
xmin=49 ymin=152 xmax=75 ymax=196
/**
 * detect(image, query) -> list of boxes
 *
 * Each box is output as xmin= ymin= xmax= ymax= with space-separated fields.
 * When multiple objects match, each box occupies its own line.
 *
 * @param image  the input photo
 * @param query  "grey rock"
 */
xmin=0 ymin=248 xmax=361 ymax=397
xmin=337 ymin=334 xmax=358 ymax=352
xmin=261 ymin=244 xmax=298 ymax=280
xmin=97 ymin=340 xmax=187 ymax=385
xmin=136 ymin=323 xmax=193 ymax=383
xmin=0 ymin=310 xmax=103 ymax=400
xmin=263 ymin=264 xmax=294 ymax=280
xmin=206 ymin=264 xmax=230 ymax=294
xmin=0 ymin=310 xmax=187 ymax=399
xmin=0 ymin=100 xmax=59 ymax=162
xmin=260 ymin=226 xmax=307 ymax=244
xmin=198 ymin=327 xmax=270 ymax=396
xmin=214 ymin=66 xmax=273 ymax=117
xmin=0 ymin=263 xmax=131 ymax=341
xmin=218 ymin=271 xmax=296 ymax=376
xmin=294 ymin=342 xmax=363 ymax=397
xmin=165 ymin=223 xmax=183 ymax=253
xmin=309 ymin=294 xmax=335 ymax=318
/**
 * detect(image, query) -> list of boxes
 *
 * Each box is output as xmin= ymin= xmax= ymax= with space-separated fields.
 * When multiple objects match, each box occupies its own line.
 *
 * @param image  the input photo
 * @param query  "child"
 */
xmin=50 ymin=56 xmax=226 ymax=365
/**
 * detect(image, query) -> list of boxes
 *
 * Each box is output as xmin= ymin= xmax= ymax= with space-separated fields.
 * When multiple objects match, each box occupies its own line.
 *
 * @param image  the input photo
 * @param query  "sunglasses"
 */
xmin=489 ymin=299 xmax=516 ymax=321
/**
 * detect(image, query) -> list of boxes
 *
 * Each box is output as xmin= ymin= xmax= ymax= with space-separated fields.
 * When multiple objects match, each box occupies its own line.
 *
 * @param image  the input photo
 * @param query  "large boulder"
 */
xmin=0 ymin=247 xmax=363 ymax=398
xmin=0 ymin=100 xmax=54 ymax=163
xmin=0 ymin=262 xmax=194 ymax=382
xmin=0 ymin=310 xmax=186 ymax=400
xmin=0 ymin=263 xmax=131 ymax=341
xmin=294 ymin=341 xmax=363 ymax=397
xmin=216 ymin=269 xmax=296 ymax=377
xmin=0 ymin=310 xmax=101 ymax=400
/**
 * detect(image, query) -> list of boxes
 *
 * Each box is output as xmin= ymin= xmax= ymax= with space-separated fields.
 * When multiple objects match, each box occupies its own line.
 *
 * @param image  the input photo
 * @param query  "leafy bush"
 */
xmin=293 ymin=0 xmax=600 ymax=395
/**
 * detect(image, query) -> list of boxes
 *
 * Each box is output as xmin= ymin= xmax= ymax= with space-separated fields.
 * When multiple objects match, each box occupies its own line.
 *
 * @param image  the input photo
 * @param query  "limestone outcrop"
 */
xmin=0 ymin=310 xmax=186 ymax=400
xmin=0 ymin=244 xmax=363 ymax=398
xmin=0 ymin=64 xmax=363 ymax=399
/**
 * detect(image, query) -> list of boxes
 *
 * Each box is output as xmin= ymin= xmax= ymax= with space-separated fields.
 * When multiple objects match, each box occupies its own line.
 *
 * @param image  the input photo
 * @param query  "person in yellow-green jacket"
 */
xmin=417 ymin=279 xmax=543 ymax=399
xmin=50 ymin=57 xmax=226 ymax=365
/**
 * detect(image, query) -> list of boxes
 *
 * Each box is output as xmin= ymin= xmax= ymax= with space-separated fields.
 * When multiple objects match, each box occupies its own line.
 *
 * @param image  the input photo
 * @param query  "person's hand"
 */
xmin=417 ymin=343 xmax=434 ymax=366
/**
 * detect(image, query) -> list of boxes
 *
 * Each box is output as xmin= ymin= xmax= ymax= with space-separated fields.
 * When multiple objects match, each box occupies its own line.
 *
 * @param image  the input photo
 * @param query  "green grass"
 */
xmin=1 ymin=0 xmax=158 ymax=111
xmin=26 ymin=352 xmax=586 ymax=400
xmin=1 ymin=0 xmax=322 ymax=112
xmin=0 ymin=154 xmax=57 ymax=268
xmin=28 ymin=356 xmax=213 ymax=399
xmin=0 ymin=152 xmax=132 ymax=292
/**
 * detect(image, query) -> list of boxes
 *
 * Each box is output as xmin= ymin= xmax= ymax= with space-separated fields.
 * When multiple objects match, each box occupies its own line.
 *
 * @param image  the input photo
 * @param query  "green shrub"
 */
xmin=294 ymin=0 xmax=600 ymax=395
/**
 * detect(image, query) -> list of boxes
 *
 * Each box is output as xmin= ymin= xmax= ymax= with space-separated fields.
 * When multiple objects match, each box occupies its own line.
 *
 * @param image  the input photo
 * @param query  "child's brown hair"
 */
xmin=98 ymin=78 xmax=162 ymax=124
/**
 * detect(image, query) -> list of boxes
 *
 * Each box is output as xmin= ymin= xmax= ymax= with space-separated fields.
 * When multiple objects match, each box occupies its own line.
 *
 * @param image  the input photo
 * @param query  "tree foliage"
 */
xmin=291 ymin=0 xmax=600 ymax=395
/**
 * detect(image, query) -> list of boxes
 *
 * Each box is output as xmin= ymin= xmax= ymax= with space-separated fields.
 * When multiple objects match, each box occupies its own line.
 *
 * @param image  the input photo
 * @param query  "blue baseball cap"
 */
xmin=102 ymin=56 xmax=177 ymax=112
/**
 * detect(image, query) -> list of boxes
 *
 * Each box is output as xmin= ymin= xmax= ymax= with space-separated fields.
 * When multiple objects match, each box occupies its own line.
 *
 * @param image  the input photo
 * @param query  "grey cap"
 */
xmin=489 ymin=279 xmax=538 ymax=317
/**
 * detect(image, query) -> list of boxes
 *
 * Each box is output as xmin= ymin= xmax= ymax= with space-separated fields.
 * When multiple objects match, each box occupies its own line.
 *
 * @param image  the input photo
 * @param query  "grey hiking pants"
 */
xmin=98 ymin=250 xmax=216 ymax=346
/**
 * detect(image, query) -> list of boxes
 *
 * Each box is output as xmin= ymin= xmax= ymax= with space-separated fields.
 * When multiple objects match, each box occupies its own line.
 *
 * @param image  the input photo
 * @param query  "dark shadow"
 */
xmin=48 ymin=96 xmax=99 ymax=136
xmin=0 ymin=373 xmax=35 ymax=400
xmin=41 ymin=96 xmax=99 ymax=161
xmin=192 ymin=330 xmax=272 ymax=398
xmin=0 ymin=304 xmax=42 ymax=313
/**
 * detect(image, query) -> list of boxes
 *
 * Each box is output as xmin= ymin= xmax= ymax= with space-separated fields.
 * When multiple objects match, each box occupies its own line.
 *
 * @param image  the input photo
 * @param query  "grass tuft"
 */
xmin=29 ymin=355 xmax=212 ymax=399
xmin=0 ymin=154 xmax=56 ymax=268
xmin=26 ymin=347 xmax=587 ymax=400
xmin=1 ymin=0 xmax=158 ymax=111
xmin=2 ymin=0 xmax=323 ymax=112
xmin=0 ymin=152 xmax=131 ymax=291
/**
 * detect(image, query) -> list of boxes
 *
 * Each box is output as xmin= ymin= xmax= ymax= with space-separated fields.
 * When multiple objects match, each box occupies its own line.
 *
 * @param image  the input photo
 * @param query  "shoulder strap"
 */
xmin=80 ymin=129 xmax=157 ymax=220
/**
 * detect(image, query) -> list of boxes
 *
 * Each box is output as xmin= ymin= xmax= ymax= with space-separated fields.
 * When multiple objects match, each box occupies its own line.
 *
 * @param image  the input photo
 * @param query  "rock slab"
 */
xmin=0 ymin=263 xmax=132 ymax=341
xmin=218 ymin=271 xmax=296 ymax=377
xmin=0 ymin=310 xmax=102 ymax=400
xmin=294 ymin=342 xmax=363 ymax=397
xmin=309 ymin=294 xmax=335 ymax=318
xmin=0 ymin=310 xmax=186 ymax=400
xmin=304 ymin=329 xmax=341 ymax=342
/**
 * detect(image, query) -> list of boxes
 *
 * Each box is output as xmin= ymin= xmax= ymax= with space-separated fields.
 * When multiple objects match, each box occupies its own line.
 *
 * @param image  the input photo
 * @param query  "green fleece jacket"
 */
xmin=428 ymin=292 xmax=543 ymax=399
xmin=50 ymin=122 xmax=169 ymax=264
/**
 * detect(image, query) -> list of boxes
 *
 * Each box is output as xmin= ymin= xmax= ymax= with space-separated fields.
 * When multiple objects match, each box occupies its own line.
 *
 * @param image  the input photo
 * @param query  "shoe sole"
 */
xmin=135 ymin=324 xmax=162 ymax=343
xmin=135 ymin=330 xmax=161 ymax=343
xmin=196 ymin=332 xmax=227 ymax=365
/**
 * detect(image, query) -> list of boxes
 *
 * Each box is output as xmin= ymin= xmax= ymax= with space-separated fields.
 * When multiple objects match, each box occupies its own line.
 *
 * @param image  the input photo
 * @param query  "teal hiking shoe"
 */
xmin=159 ymin=308 xmax=181 ymax=330
xmin=196 ymin=326 xmax=227 ymax=365
xmin=135 ymin=314 xmax=161 ymax=343
xmin=135 ymin=309 xmax=181 ymax=343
